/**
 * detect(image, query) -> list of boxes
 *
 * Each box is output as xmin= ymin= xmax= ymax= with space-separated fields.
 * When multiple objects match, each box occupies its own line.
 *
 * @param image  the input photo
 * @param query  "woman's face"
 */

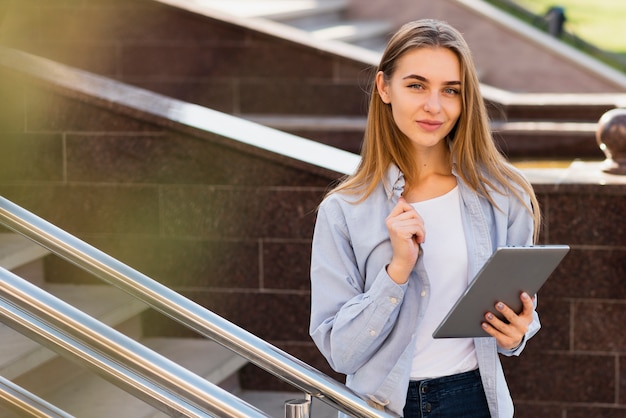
xmin=376 ymin=47 xmax=462 ymax=152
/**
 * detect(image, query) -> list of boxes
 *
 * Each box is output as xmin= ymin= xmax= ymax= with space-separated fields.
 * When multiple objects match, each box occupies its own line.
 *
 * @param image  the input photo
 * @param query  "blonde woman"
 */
xmin=310 ymin=19 xmax=541 ymax=418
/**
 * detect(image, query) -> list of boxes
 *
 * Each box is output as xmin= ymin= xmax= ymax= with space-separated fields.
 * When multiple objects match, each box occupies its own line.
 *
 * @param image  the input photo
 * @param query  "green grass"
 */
xmin=512 ymin=0 xmax=626 ymax=54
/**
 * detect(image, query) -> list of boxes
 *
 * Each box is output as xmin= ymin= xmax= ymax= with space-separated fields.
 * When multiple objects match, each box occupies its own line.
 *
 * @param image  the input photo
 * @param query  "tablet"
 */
xmin=432 ymin=245 xmax=570 ymax=339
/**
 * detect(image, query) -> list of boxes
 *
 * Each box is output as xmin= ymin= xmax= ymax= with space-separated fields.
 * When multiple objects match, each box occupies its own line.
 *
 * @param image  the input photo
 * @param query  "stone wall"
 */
xmin=502 ymin=166 xmax=626 ymax=417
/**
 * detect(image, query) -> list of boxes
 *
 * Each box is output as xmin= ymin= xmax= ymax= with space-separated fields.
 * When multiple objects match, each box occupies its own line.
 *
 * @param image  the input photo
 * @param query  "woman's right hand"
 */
xmin=385 ymin=197 xmax=425 ymax=284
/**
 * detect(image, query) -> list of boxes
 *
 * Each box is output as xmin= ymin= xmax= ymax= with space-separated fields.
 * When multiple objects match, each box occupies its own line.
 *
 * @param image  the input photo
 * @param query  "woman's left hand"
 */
xmin=481 ymin=292 xmax=534 ymax=350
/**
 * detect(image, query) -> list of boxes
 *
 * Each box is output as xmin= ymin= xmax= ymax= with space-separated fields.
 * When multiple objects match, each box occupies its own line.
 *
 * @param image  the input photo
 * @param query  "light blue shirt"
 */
xmin=309 ymin=163 xmax=540 ymax=417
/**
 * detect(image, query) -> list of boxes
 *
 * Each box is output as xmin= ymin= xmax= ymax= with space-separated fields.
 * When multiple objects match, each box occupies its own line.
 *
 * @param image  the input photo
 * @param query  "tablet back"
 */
xmin=432 ymin=245 xmax=570 ymax=339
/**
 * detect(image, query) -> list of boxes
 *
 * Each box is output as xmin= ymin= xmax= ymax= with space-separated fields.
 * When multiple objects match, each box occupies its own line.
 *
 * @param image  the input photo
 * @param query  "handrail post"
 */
xmin=284 ymin=397 xmax=311 ymax=418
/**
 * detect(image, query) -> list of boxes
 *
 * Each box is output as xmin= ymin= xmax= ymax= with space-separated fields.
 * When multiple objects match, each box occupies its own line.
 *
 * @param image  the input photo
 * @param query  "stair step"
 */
xmin=12 ymin=338 xmax=248 ymax=418
xmin=200 ymin=0 xmax=390 ymax=51
xmin=0 ymin=284 xmax=148 ymax=380
xmin=300 ymin=20 xmax=392 ymax=47
xmin=0 ymin=233 xmax=50 ymax=271
xmin=202 ymin=0 xmax=346 ymax=22
xmin=142 ymin=337 xmax=249 ymax=389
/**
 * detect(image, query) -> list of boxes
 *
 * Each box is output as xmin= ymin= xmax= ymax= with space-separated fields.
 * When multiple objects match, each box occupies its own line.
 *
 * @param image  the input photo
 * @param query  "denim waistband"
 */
xmin=405 ymin=369 xmax=488 ymax=417
xmin=408 ymin=369 xmax=481 ymax=395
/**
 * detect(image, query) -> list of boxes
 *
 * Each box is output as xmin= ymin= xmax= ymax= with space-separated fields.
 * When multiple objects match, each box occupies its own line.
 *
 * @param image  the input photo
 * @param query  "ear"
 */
xmin=375 ymin=71 xmax=390 ymax=104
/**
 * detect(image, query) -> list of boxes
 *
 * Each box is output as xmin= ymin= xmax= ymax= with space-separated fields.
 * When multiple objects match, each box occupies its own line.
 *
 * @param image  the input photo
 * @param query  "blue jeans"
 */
xmin=403 ymin=369 xmax=490 ymax=418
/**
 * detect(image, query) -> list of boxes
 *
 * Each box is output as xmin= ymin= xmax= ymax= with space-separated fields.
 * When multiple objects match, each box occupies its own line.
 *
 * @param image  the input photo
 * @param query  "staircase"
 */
xmin=200 ymin=0 xmax=392 ymax=52
xmin=0 ymin=233 xmax=333 ymax=417
xmin=194 ymin=0 xmax=611 ymax=162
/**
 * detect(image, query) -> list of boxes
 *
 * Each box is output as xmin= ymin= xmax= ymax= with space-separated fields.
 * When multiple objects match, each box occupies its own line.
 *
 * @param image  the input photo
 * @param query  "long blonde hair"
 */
xmin=330 ymin=19 xmax=541 ymax=241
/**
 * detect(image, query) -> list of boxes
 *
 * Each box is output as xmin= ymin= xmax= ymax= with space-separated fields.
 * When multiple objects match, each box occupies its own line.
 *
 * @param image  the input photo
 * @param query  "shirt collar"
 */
xmin=383 ymin=163 xmax=405 ymax=200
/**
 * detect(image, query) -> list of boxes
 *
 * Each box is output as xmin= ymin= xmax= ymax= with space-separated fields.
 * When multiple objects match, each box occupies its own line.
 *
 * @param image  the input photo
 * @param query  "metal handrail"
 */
xmin=0 ymin=266 xmax=270 ymax=417
xmin=0 ymin=375 xmax=74 ymax=418
xmin=0 ymin=196 xmax=397 ymax=417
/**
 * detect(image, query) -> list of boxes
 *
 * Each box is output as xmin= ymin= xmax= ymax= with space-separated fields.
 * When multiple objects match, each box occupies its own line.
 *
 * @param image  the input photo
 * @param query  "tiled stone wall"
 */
xmin=501 ymin=175 xmax=626 ymax=418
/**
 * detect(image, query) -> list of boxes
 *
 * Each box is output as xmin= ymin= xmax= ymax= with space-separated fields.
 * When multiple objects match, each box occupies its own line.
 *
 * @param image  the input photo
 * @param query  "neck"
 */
xmin=411 ymin=143 xmax=452 ymax=181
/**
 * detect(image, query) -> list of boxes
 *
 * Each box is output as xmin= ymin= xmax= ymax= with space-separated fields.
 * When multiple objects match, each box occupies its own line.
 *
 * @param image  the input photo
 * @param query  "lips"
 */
xmin=416 ymin=120 xmax=443 ymax=132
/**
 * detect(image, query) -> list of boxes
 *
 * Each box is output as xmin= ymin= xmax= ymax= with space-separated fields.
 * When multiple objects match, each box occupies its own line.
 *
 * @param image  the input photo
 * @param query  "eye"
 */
xmin=443 ymin=87 xmax=460 ymax=96
xmin=407 ymin=83 xmax=425 ymax=90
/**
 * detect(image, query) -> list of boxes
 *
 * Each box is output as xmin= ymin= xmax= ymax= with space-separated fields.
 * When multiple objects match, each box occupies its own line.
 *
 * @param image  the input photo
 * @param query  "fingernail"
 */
xmin=521 ymin=292 xmax=530 ymax=300
xmin=486 ymin=313 xmax=493 ymax=320
xmin=482 ymin=322 xmax=488 ymax=329
xmin=497 ymin=302 xmax=504 ymax=310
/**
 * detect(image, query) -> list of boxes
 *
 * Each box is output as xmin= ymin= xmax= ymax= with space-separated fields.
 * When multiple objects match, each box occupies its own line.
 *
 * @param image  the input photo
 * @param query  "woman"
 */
xmin=309 ymin=19 xmax=541 ymax=417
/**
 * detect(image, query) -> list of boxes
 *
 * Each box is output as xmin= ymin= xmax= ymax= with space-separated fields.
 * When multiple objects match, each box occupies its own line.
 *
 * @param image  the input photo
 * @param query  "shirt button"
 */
xmin=421 ymin=290 xmax=427 ymax=297
xmin=390 ymin=297 xmax=398 ymax=304
xmin=424 ymin=402 xmax=432 ymax=413
xmin=370 ymin=330 xmax=376 ymax=336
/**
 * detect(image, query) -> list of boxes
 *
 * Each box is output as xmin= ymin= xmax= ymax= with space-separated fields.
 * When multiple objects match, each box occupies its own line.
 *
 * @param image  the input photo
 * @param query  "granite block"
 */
xmin=574 ymin=301 xmax=626 ymax=351
xmin=540 ymin=248 xmax=626 ymax=299
xmin=286 ymin=129 xmax=364 ymax=154
xmin=22 ymin=43 xmax=119 ymax=76
xmin=26 ymin=88 xmax=163 ymax=132
xmin=239 ymin=80 xmax=368 ymax=116
xmin=65 ymin=132 xmax=331 ymax=186
xmin=502 ymin=351 xmax=615 ymax=403
xmin=120 ymin=44 xmax=333 ymax=79
xmin=183 ymin=290 xmax=311 ymax=342
xmin=335 ymin=58 xmax=376 ymax=84
xmin=44 ymin=236 xmax=260 ymax=288
xmin=0 ymin=70 xmax=26 ymax=132
xmin=161 ymin=187 xmax=324 ymax=239
xmin=508 ymin=403 xmax=564 ymax=418
xmin=496 ymin=130 xmax=602 ymax=160
xmin=129 ymin=79 xmax=236 ymax=112
xmin=504 ymin=103 xmax=613 ymax=123
xmin=621 ymin=354 xmax=626 ymax=408
xmin=548 ymin=193 xmax=626 ymax=246
xmin=566 ymin=407 xmax=626 ymax=418
xmin=80 ymin=236 xmax=260 ymax=289
xmin=238 ymin=341 xmax=343 ymax=392
xmin=0 ymin=133 xmax=63 ymax=182
xmin=0 ymin=184 xmax=160 ymax=235
xmin=262 ymin=241 xmax=312 ymax=291
xmin=531 ymin=297 xmax=570 ymax=351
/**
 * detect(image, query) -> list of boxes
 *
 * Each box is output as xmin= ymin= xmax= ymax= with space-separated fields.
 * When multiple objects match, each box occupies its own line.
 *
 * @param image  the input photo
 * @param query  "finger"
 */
xmin=388 ymin=197 xmax=414 ymax=217
xmin=482 ymin=313 xmax=524 ymax=350
xmin=386 ymin=204 xmax=425 ymax=242
xmin=489 ymin=301 xmax=531 ymax=339
xmin=520 ymin=292 xmax=535 ymax=314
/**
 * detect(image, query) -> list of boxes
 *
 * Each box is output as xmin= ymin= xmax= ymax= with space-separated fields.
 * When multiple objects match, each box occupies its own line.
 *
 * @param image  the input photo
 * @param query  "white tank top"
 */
xmin=409 ymin=186 xmax=478 ymax=379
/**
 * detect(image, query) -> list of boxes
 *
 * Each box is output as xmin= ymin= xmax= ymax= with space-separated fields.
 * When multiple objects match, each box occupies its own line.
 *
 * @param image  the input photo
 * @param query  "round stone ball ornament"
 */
xmin=596 ymin=108 xmax=626 ymax=174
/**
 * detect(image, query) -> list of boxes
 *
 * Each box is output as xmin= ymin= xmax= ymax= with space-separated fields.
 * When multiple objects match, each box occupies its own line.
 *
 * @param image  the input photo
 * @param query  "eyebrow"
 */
xmin=402 ymin=74 xmax=461 ymax=86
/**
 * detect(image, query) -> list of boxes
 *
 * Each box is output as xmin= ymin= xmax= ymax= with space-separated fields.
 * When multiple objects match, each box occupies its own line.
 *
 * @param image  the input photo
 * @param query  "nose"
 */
xmin=424 ymin=91 xmax=441 ymax=113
